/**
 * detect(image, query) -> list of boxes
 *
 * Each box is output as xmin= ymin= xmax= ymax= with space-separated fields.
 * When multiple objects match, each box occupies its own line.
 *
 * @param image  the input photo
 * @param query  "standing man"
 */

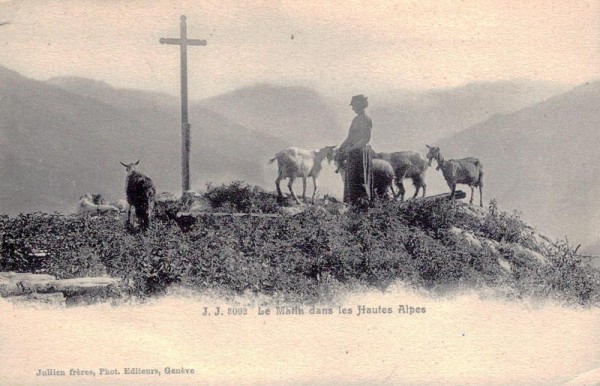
xmin=338 ymin=95 xmax=373 ymax=205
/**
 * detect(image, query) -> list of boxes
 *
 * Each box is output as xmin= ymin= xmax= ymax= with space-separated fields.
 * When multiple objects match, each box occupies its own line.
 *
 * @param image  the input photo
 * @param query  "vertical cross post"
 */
xmin=160 ymin=15 xmax=207 ymax=193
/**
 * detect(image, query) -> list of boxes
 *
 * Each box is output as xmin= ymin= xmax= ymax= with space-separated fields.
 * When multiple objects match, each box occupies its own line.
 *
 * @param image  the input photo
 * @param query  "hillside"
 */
xmin=368 ymin=80 xmax=568 ymax=152
xmin=0 ymin=67 xmax=288 ymax=215
xmin=201 ymin=84 xmax=341 ymax=148
xmin=435 ymin=81 xmax=600 ymax=247
xmin=1 ymin=184 xmax=598 ymax=306
xmin=47 ymin=76 xmax=179 ymax=112
xmin=198 ymin=80 xmax=565 ymax=154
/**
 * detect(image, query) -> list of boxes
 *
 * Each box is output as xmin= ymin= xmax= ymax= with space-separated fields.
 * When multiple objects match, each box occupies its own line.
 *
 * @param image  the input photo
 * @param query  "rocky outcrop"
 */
xmin=448 ymin=225 xmax=551 ymax=275
xmin=0 ymin=272 xmax=120 ymax=307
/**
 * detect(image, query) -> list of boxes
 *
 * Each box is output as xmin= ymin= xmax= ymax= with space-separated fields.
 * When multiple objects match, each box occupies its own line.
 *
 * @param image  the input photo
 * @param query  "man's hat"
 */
xmin=350 ymin=95 xmax=368 ymax=106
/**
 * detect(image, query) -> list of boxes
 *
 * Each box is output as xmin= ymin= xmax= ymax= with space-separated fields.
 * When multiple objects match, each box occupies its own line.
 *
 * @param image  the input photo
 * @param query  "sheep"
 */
xmin=333 ymin=151 xmax=395 ymax=200
xmin=77 ymin=193 xmax=119 ymax=215
xmin=425 ymin=145 xmax=484 ymax=207
xmin=269 ymin=145 xmax=337 ymax=204
xmin=371 ymin=150 xmax=428 ymax=201
xmin=120 ymin=160 xmax=156 ymax=230
xmin=334 ymin=148 xmax=428 ymax=201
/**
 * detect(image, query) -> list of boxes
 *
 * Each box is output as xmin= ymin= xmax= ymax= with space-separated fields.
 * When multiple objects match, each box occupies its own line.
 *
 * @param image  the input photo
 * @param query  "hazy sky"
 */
xmin=0 ymin=0 xmax=598 ymax=98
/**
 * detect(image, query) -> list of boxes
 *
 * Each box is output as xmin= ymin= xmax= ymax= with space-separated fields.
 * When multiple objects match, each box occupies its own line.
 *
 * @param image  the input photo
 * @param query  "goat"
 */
xmin=77 ymin=193 xmax=119 ymax=215
xmin=371 ymin=159 xmax=396 ymax=199
xmin=120 ymin=160 xmax=156 ymax=230
xmin=91 ymin=194 xmax=106 ymax=205
xmin=425 ymin=145 xmax=484 ymax=207
xmin=333 ymin=151 xmax=395 ymax=200
xmin=109 ymin=199 xmax=129 ymax=213
xmin=269 ymin=145 xmax=337 ymax=204
xmin=334 ymin=148 xmax=428 ymax=201
xmin=371 ymin=150 xmax=428 ymax=201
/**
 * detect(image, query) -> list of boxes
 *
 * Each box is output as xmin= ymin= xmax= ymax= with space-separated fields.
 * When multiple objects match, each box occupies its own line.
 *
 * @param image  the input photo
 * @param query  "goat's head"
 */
xmin=425 ymin=145 xmax=440 ymax=167
xmin=120 ymin=160 xmax=140 ymax=173
xmin=91 ymin=194 xmax=106 ymax=205
xmin=324 ymin=145 xmax=337 ymax=164
xmin=79 ymin=192 xmax=93 ymax=201
xmin=333 ymin=149 xmax=348 ymax=174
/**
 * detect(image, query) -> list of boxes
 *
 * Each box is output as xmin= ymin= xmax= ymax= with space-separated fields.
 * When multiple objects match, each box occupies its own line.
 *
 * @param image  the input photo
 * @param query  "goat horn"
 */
xmin=135 ymin=160 xmax=140 ymax=165
xmin=426 ymin=144 xmax=431 ymax=149
xmin=120 ymin=161 xmax=127 ymax=167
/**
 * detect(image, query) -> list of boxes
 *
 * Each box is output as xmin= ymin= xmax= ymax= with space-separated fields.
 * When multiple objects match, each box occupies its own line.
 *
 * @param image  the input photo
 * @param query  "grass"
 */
xmin=1 ymin=182 xmax=598 ymax=306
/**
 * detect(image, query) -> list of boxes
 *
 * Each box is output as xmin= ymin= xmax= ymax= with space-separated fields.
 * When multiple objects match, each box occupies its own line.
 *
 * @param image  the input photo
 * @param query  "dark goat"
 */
xmin=334 ymin=148 xmax=428 ymax=201
xmin=91 ymin=194 xmax=106 ymax=205
xmin=425 ymin=145 xmax=484 ymax=207
xmin=371 ymin=159 xmax=395 ymax=199
xmin=120 ymin=160 xmax=156 ymax=230
xmin=333 ymin=152 xmax=395 ymax=200
xmin=371 ymin=150 xmax=428 ymax=201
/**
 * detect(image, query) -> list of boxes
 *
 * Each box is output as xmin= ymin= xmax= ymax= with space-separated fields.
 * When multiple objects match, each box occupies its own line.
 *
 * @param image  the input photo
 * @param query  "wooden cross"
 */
xmin=160 ymin=15 xmax=207 ymax=193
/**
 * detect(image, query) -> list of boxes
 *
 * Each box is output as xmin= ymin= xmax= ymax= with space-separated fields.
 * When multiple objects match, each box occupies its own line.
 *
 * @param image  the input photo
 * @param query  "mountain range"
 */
xmin=1 ymin=64 xmax=598 ymax=250
xmin=436 ymin=81 xmax=600 ymax=247
xmin=0 ymin=67 xmax=287 ymax=214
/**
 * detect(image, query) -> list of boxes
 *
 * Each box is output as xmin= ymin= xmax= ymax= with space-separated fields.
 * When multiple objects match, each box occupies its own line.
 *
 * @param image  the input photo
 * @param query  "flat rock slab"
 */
xmin=0 ymin=272 xmax=57 ymax=282
xmin=53 ymin=277 xmax=120 ymax=296
xmin=0 ymin=272 xmax=120 ymax=298
xmin=0 ymin=272 xmax=58 ymax=296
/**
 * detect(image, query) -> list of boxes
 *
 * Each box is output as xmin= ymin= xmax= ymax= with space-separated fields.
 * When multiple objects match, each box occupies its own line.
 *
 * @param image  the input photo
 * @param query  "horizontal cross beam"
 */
xmin=159 ymin=37 xmax=207 ymax=46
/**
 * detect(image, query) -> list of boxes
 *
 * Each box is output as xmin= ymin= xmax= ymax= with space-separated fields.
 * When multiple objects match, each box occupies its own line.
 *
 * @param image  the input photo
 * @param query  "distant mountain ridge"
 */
xmin=3 ymin=65 xmax=597 ymax=251
xmin=0 ymin=66 xmax=288 ymax=215
xmin=435 ymin=81 xmax=600 ymax=246
xmin=198 ymin=80 xmax=567 ymax=154
xmin=368 ymin=79 xmax=569 ymax=152
xmin=47 ymin=75 xmax=178 ymax=111
xmin=201 ymin=83 xmax=341 ymax=149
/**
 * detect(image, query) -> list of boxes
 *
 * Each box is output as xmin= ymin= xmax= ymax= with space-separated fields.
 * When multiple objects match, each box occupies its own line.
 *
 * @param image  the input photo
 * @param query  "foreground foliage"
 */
xmin=1 ymin=183 xmax=598 ymax=305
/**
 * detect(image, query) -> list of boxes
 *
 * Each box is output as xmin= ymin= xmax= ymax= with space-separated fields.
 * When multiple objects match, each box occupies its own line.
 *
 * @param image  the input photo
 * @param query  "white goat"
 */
xmin=269 ymin=145 xmax=337 ymax=204
xmin=109 ymin=199 xmax=129 ymax=213
xmin=425 ymin=145 xmax=484 ymax=207
xmin=77 ymin=193 xmax=119 ymax=215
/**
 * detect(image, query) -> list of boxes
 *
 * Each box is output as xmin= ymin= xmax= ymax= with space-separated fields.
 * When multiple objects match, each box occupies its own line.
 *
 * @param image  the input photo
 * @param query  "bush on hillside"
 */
xmin=1 ymin=182 xmax=598 ymax=305
xmin=204 ymin=181 xmax=280 ymax=213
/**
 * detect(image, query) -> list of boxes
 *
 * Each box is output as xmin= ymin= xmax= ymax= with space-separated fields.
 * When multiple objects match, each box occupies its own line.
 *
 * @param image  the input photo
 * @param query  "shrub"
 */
xmin=481 ymin=199 xmax=528 ymax=244
xmin=397 ymin=198 xmax=458 ymax=231
xmin=0 ymin=213 xmax=111 ymax=278
xmin=204 ymin=181 xmax=280 ymax=213
xmin=1 ymin=183 xmax=599 ymax=306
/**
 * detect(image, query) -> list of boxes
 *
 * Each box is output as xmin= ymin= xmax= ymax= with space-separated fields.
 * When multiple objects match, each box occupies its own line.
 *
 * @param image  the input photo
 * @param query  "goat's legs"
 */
xmin=395 ymin=179 xmax=406 ymax=202
xmin=479 ymin=185 xmax=483 ymax=207
xmin=470 ymin=185 xmax=475 ymax=205
xmin=448 ymin=182 xmax=457 ymax=201
xmin=311 ymin=176 xmax=319 ymax=204
xmin=275 ymin=172 xmax=283 ymax=197
xmin=288 ymin=177 xmax=301 ymax=204
xmin=413 ymin=176 xmax=426 ymax=198
xmin=302 ymin=177 xmax=307 ymax=201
